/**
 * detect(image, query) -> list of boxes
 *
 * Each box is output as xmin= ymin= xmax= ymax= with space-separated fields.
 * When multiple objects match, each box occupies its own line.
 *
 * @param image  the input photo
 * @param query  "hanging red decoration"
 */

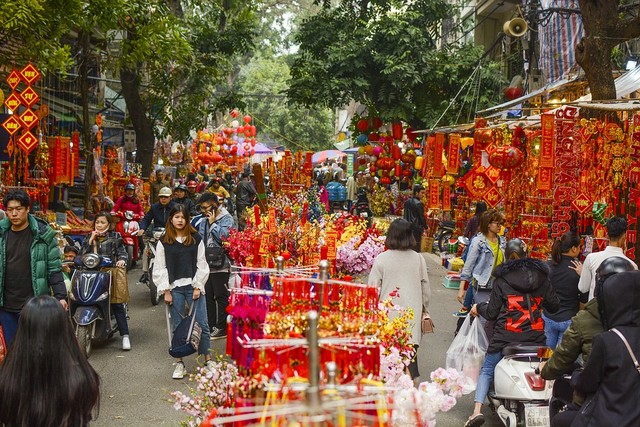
xmin=474 ymin=128 xmax=493 ymax=146
xmin=368 ymin=132 xmax=380 ymax=142
xmin=243 ymin=115 xmax=252 ymax=124
xmin=357 ymin=119 xmax=369 ymax=132
xmin=406 ymin=127 xmax=417 ymax=141
xmin=372 ymin=117 xmax=383 ymax=129
xmin=391 ymin=122 xmax=403 ymax=140
xmin=488 ymin=145 xmax=524 ymax=169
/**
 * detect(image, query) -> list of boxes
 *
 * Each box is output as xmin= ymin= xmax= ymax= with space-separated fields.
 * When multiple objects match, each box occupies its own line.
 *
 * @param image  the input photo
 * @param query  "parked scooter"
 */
xmin=69 ymin=253 xmax=118 ymax=358
xmin=139 ymin=227 xmax=165 ymax=306
xmin=436 ymin=219 xmax=456 ymax=253
xmin=113 ymin=210 xmax=141 ymax=270
xmin=487 ymin=344 xmax=554 ymax=427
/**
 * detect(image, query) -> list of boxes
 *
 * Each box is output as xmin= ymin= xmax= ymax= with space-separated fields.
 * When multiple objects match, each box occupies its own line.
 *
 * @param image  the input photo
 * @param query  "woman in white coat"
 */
xmin=368 ymin=218 xmax=431 ymax=381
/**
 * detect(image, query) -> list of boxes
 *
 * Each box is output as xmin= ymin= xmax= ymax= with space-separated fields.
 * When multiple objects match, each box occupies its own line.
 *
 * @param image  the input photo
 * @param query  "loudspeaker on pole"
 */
xmin=503 ymin=18 xmax=528 ymax=38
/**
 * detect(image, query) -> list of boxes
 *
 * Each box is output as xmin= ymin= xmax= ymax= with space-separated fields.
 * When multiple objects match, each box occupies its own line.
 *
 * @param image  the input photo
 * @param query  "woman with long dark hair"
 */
xmin=81 ymin=211 xmax=131 ymax=350
xmin=0 ymin=295 xmax=100 ymax=426
xmin=368 ymin=218 xmax=431 ymax=383
xmin=152 ymin=204 xmax=212 ymax=379
xmin=544 ymin=231 xmax=583 ymax=349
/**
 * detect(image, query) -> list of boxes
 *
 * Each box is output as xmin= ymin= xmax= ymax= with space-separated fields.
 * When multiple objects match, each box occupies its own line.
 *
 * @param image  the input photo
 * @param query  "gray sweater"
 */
xmin=368 ymin=249 xmax=431 ymax=345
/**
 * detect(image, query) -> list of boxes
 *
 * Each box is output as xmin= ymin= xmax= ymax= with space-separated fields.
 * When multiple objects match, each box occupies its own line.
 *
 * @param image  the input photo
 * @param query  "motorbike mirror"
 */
xmin=457 ymin=236 xmax=469 ymax=245
xmin=537 ymin=347 xmax=553 ymax=359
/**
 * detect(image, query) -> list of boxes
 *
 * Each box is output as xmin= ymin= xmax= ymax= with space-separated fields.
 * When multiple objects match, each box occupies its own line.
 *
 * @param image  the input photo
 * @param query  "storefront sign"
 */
xmin=447 ymin=134 xmax=460 ymax=175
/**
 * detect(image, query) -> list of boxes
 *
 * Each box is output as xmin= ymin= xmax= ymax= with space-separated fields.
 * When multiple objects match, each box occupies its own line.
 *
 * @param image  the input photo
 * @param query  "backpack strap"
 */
xmin=611 ymin=328 xmax=640 ymax=374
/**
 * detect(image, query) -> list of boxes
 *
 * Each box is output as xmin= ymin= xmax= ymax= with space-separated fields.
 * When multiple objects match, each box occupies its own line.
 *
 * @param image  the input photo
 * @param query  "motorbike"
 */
xmin=435 ymin=219 xmax=456 ymax=253
xmin=487 ymin=344 xmax=554 ymax=427
xmin=69 ymin=253 xmax=118 ymax=358
xmin=113 ymin=210 xmax=141 ymax=270
xmin=139 ymin=227 xmax=165 ymax=306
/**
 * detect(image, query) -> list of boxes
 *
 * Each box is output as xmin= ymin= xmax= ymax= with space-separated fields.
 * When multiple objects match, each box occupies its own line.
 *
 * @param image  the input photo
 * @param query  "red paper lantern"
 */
xmin=243 ymin=115 xmax=252 ymax=123
xmin=504 ymin=86 xmax=523 ymax=100
xmin=391 ymin=145 xmax=401 ymax=160
xmin=488 ymin=145 xmax=524 ymax=169
xmin=474 ymin=129 xmax=493 ymax=146
xmin=368 ymin=132 xmax=380 ymax=142
xmin=357 ymin=119 xmax=369 ymax=132
xmin=380 ymin=176 xmax=392 ymax=185
xmin=391 ymin=122 xmax=403 ymax=140
xmin=230 ymin=109 xmax=240 ymax=118
xmin=372 ymin=117 xmax=383 ymax=129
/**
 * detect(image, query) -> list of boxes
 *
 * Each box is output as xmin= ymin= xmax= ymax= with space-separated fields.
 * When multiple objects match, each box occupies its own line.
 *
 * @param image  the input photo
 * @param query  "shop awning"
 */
xmin=574 ymin=100 xmax=640 ymax=111
xmin=477 ymin=75 xmax=582 ymax=116
xmin=575 ymin=64 xmax=640 ymax=101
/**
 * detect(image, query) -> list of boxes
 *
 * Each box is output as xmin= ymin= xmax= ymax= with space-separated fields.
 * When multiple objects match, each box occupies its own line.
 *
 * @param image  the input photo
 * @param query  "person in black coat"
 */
xmin=403 ymin=184 xmax=427 ymax=252
xmin=565 ymin=270 xmax=640 ymax=427
xmin=465 ymin=239 xmax=560 ymax=427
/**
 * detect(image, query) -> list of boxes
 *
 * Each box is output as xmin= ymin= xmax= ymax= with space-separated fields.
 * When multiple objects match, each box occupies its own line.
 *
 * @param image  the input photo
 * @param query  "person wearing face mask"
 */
xmin=191 ymin=193 xmax=234 ymax=339
xmin=81 ymin=212 xmax=131 ymax=350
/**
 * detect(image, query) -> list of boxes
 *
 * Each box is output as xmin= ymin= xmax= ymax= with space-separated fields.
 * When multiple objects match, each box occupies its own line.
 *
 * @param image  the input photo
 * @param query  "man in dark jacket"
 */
xmin=403 ymin=184 xmax=427 ymax=252
xmin=0 ymin=190 xmax=67 ymax=346
xmin=465 ymin=239 xmax=560 ymax=427
xmin=235 ymin=172 xmax=257 ymax=231
xmin=137 ymin=187 xmax=176 ymax=282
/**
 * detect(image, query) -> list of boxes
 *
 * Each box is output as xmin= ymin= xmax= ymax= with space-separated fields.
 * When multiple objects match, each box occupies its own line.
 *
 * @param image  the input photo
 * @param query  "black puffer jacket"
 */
xmin=570 ymin=271 xmax=640 ymax=427
xmin=477 ymin=258 xmax=560 ymax=353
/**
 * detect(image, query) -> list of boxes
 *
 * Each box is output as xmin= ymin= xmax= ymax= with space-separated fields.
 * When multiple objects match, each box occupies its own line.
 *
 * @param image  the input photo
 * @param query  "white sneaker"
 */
xmin=205 ymin=360 xmax=216 ymax=373
xmin=172 ymin=362 xmax=186 ymax=379
xmin=122 ymin=335 xmax=131 ymax=351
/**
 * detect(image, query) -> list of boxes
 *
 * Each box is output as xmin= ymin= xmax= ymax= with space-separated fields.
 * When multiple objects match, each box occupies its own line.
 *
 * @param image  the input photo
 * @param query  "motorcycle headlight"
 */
xmin=81 ymin=253 xmax=101 ymax=269
xmin=96 ymin=291 xmax=109 ymax=301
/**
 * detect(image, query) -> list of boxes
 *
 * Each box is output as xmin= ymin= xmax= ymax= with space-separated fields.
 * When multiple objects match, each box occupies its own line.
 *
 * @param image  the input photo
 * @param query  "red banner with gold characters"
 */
xmin=447 ymin=134 xmax=460 ymax=175
xmin=626 ymin=113 xmax=640 ymax=260
xmin=429 ymin=180 xmax=440 ymax=209
xmin=540 ymin=113 xmax=554 ymax=168
xmin=442 ymin=185 xmax=451 ymax=211
xmin=325 ymin=231 xmax=337 ymax=260
xmin=551 ymin=106 xmax=580 ymax=238
xmin=433 ymin=133 xmax=444 ymax=177
xmin=49 ymin=136 xmax=72 ymax=185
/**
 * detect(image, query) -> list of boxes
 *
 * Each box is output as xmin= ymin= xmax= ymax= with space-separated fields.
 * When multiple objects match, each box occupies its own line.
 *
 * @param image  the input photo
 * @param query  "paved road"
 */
xmin=90 ymin=255 xmax=502 ymax=426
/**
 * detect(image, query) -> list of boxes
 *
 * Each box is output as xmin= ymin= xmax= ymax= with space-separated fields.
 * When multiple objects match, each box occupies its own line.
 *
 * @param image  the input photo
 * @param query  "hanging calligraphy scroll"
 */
xmin=447 ymin=134 xmax=460 ymax=175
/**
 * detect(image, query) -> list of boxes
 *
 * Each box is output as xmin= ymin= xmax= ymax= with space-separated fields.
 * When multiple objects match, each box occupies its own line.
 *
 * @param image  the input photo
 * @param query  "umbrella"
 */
xmin=342 ymin=146 xmax=361 ymax=154
xmin=312 ymin=149 xmax=346 ymax=164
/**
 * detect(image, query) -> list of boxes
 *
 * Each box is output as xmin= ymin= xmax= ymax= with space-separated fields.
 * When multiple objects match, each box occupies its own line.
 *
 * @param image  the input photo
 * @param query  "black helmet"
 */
xmin=124 ymin=183 xmax=135 ymax=190
xmin=596 ymin=256 xmax=635 ymax=284
xmin=176 ymin=184 xmax=188 ymax=192
xmin=505 ymin=238 xmax=527 ymax=260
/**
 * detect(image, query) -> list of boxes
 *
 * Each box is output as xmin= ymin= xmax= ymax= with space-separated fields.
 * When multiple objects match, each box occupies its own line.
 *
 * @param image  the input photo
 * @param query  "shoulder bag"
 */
xmin=204 ymin=221 xmax=227 ymax=270
xmin=611 ymin=328 xmax=640 ymax=374
xmin=167 ymin=303 xmax=203 ymax=358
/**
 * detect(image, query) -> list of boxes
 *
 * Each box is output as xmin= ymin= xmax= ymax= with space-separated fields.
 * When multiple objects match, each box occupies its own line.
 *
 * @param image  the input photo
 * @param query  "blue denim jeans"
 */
xmin=475 ymin=351 xmax=503 ymax=404
xmin=0 ymin=309 xmax=20 ymax=348
xmin=543 ymin=313 xmax=572 ymax=349
xmin=170 ymin=285 xmax=211 ymax=357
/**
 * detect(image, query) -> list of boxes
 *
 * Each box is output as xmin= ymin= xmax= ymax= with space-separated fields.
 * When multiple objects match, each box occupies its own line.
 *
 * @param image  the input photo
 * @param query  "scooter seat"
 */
xmin=502 ymin=343 xmax=542 ymax=357
xmin=441 ymin=220 xmax=455 ymax=229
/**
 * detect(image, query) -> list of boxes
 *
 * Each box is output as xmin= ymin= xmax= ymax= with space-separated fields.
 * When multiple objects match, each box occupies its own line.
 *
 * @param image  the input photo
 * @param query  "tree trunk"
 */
xmin=120 ymin=66 xmax=155 ymax=179
xmin=79 ymin=30 xmax=94 ymax=215
xmin=576 ymin=0 xmax=640 ymax=101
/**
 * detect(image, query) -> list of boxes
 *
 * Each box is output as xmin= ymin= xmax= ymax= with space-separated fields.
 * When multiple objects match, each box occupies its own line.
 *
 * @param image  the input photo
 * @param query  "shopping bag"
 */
xmin=109 ymin=266 xmax=130 ymax=304
xmin=445 ymin=315 xmax=489 ymax=394
xmin=168 ymin=303 xmax=203 ymax=358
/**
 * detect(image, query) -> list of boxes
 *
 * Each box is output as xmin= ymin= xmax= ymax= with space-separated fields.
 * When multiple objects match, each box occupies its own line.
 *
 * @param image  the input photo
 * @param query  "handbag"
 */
xmin=168 ymin=303 xmax=203 ymax=358
xmin=0 ymin=324 xmax=6 ymax=364
xmin=204 ymin=222 xmax=227 ymax=270
xmin=108 ymin=266 xmax=130 ymax=304
xmin=421 ymin=312 xmax=435 ymax=334
xmin=611 ymin=328 xmax=640 ymax=374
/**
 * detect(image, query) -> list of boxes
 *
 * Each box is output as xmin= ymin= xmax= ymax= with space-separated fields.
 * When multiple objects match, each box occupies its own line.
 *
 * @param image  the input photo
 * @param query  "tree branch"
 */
xmin=619 ymin=15 xmax=640 ymax=40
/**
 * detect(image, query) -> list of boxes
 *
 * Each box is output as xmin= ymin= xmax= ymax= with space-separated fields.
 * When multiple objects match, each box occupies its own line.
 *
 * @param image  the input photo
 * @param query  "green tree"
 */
xmin=287 ymin=0 xmax=505 ymax=128
xmin=235 ymin=54 xmax=334 ymax=152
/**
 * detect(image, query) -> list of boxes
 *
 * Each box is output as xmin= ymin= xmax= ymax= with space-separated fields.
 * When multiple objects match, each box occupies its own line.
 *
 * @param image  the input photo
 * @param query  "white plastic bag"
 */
xmin=445 ymin=316 xmax=489 ymax=394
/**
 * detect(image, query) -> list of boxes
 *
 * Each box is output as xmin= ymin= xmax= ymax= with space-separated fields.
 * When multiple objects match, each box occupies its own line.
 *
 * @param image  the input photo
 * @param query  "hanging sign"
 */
xmin=484 ymin=187 xmax=503 ymax=208
xmin=4 ymin=93 xmax=21 ymax=111
xmin=268 ymin=208 xmax=277 ymax=233
xmin=325 ymin=231 xmax=337 ymax=260
xmin=17 ymin=130 xmax=38 ymax=154
xmin=447 ymin=134 xmax=460 ymax=175
xmin=19 ymin=86 xmax=39 ymax=108
xmin=626 ymin=113 xmax=640 ymax=261
xmin=6 ymin=69 xmax=21 ymax=89
xmin=19 ymin=63 xmax=41 ymax=85
xmin=540 ymin=113 xmax=554 ymax=168
xmin=18 ymin=109 xmax=38 ymax=129
xmin=442 ymin=185 xmax=451 ymax=211
xmin=429 ymin=179 xmax=440 ymax=209
xmin=1 ymin=115 xmax=21 ymax=136
xmin=433 ymin=133 xmax=444 ymax=177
